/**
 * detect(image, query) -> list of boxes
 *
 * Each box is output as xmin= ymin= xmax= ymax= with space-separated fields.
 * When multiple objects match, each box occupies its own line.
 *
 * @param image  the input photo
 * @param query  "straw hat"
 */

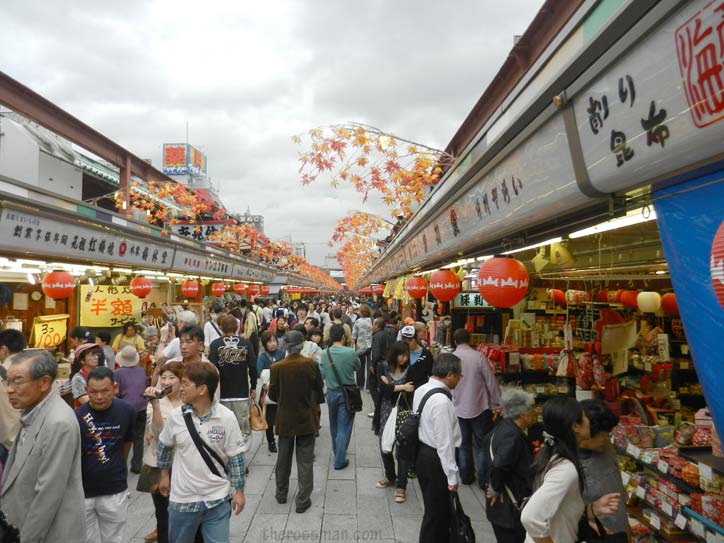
xmin=116 ymin=345 xmax=140 ymax=368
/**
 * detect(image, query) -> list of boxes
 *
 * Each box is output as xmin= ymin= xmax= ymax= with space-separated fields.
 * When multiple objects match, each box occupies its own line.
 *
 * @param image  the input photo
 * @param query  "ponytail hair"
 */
xmin=530 ymin=396 xmax=585 ymax=492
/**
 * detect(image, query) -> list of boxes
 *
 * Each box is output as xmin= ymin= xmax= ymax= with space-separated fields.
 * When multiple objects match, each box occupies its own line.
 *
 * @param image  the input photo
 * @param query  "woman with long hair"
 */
xmin=372 ymin=341 xmax=415 ymax=503
xmin=521 ymin=397 xmax=621 ymax=543
xmin=139 ymin=361 xmax=184 ymax=543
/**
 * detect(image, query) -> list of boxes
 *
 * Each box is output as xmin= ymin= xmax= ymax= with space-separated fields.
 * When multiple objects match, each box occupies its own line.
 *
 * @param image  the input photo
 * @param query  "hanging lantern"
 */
xmin=41 ymin=271 xmax=75 ymax=300
xmin=637 ymin=291 xmax=662 ymax=313
xmin=662 ymin=292 xmax=679 ymax=315
xmin=371 ymin=284 xmax=385 ymax=296
xmin=261 ymin=285 xmax=270 ymax=296
xmin=711 ymin=219 xmax=724 ymax=310
xmin=620 ymin=290 xmax=640 ymax=309
xmin=181 ymin=280 xmax=200 ymax=299
xmin=608 ymin=290 xmax=624 ymax=303
xmin=406 ymin=276 xmax=428 ymax=299
xmin=129 ymin=276 xmax=153 ymax=298
xmin=429 ymin=269 xmax=460 ymax=303
xmin=596 ymin=290 xmax=609 ymax=303
xmin=477 ymin=258 xmax=528 ymax=308
xmin=248 ymin=284 xmax=260 ymax=296
xmin=233 ymin=283 xmax=248 ymax=295
xmin=548 ymin=289 xmax=566 ymax=306
xmin=211 ymin=282 xmax=226 ymax=297
xmin=565 ymin=290 xmax=590 ymax=305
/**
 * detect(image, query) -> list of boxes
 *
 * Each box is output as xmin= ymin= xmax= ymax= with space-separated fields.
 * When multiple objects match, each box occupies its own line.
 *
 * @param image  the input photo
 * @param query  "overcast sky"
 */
xmin=2 ymin=0 xmax=544 ymax=266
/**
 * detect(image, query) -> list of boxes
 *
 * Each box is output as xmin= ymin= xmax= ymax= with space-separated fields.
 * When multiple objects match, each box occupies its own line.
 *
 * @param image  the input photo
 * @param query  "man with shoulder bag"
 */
xmin=157 ymin=362 xmax=246 ymax=543
xmin=320 ymin=324 xmax=361 ymax=470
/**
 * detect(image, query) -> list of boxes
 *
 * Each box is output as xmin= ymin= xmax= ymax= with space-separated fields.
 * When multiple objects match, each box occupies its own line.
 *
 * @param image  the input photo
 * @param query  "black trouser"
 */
xmin=275 ymin=434 xmax=315 ymax=508
xmin=152 ymin=492 xmax=169 ymax=543
xmin=492 ymin=522 xmax=526 ymax=543
xmin=380 ymin=439 xmax=408 ymax=489
xmin=131 ymin=409 xmax=147 ymax=472
xmin=356 ymin=349 xmax=371 ymax=388
xmin=265 ymin=404 xmax=277 ymax=444
xmin=369 ymin=360 xmax=380 ymax=412
xmin=416 ymin=443 xmax=452 ymax=543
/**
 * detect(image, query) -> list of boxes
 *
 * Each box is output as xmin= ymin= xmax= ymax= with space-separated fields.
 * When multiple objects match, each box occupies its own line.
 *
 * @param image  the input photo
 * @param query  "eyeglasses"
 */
xmin=7 ymin=377 xmax=33 ymax=388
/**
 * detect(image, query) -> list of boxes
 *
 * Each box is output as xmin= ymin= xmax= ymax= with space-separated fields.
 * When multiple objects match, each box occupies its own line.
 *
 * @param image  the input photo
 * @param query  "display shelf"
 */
xmin=682 ymin=507 xmax=724 ymax=539
xmin=678 ymin=448 xmax=724 ymax=477
xmin=616 ymin=447 xmax=702 ymax=494
xmin=627 ymin=507 xmax=692 ymax=542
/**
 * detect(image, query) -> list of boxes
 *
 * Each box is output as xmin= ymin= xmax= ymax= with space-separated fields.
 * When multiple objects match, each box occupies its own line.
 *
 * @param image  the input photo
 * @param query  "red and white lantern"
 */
xmin=233 ymin=283 xmax=248 ymax=295
xmin=711 ymin=219 xmax=724 ymax=310
xmin=41 ymin=271 xmax=75 ymax=300
xmin=565 ymin=290 xmax=590 ymax=305
xmin=248 ymin=284 xmax=260 ymax=296
xmin=129 ymin=276 xmax=153 ymax=298
xmin=406 ymin=276 xmax=428 ymax=300
xmin=548 ymin=289 xmax=566 ymax=306
xmin=637 ymin=291 xmax=662 ymax=313
xmin=477 ymin=258 xmax=529 ymax=308
xmin=620 ymin=290 xmax=640 ymax=309
xmin=662 ymin=292 xmax=679 ymax=315
xmin=372 ymin=284 xmax=385 ymax=296
xmin=211 ymin=282 xmax=226 ymax=297
xmin=429 ymin=270 xmax=460 ymax=303
xmin=181 ymin=280 xmax=200 ymax=299
xmin=261 ymin=285 xmax=270 ymax=296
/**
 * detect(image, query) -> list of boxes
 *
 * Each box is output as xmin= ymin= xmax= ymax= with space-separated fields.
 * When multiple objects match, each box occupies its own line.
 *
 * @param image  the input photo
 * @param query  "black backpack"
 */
xmin=396 ymin=387 xmax=452 ymax=462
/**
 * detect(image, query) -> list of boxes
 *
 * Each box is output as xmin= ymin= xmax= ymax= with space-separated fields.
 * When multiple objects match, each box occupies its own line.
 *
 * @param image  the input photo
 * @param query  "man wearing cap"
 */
xmin=269 ymin=331 xmax=324 ymax=513
xmin=115 ymin=345 xmax=149 ymax=474
xmin=400 ymin=325 xmax=434 ymax=389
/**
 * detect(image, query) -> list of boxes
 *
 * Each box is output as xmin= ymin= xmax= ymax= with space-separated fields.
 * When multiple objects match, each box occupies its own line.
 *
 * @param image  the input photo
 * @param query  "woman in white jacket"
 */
xmin=520 ymin=397 xmax=621 ymax=543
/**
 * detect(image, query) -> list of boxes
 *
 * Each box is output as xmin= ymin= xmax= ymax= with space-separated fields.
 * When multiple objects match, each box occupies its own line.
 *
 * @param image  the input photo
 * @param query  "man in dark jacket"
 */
xmin=269 ymin=331 xmax=324 ymax=513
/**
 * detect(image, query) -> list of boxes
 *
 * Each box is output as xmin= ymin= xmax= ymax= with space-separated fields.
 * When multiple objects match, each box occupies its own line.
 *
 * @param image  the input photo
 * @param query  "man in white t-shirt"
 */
xmin=152 ymin=310 xmax=198 ymax=386
xmin=158 ymin=361 xmax=245 ymax=542
xmin=203 ymin=304 xmax=225 ymax=351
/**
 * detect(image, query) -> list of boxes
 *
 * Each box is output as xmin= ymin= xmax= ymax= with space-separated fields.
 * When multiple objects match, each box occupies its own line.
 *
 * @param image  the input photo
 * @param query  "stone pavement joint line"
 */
xmin=125 ymin=394 xmax=497 ymax=543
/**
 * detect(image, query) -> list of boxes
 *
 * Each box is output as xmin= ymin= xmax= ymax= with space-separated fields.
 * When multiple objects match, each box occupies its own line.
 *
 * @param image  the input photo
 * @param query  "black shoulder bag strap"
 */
xmin=417 ymin=387 xmax=452 ymax=415
xmin=182 ymin=409 xmax=229 ymax=477
xmin=327 ymin=348 xmax=347 ymax=386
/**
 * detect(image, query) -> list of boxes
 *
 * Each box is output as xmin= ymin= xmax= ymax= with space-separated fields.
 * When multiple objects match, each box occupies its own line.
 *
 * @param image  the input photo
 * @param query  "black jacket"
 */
xmin=371 ymin=361 xmax=414 ymax=435
xmin=406 ymin=347 xmax=433 ymax=390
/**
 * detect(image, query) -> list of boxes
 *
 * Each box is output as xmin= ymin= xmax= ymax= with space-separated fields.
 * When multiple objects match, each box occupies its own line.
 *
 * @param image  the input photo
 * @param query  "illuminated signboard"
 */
xmin=163 ymin=143 xmax=207 ymax=176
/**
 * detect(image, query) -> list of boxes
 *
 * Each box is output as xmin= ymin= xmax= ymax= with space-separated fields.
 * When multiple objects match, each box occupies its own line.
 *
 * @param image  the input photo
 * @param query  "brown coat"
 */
xmin=269 ymin=353 xmax=324 ymax=437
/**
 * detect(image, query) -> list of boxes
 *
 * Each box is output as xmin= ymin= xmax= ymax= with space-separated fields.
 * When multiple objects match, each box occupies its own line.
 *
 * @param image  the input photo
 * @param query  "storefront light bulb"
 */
xmin=26 ymin=273 xmax=36 ymax=285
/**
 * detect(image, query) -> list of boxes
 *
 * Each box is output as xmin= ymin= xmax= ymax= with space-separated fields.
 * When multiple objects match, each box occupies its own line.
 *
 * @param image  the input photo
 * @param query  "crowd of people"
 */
xmin=0 ymin=296 xmax=626 ymax=543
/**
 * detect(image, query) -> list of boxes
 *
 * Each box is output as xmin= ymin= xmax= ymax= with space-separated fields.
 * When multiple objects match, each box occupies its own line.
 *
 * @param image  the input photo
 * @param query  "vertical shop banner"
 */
xmin=653 ymin=170 xmax=724 ymax=432
xmin=80 ymin=285 xmax=143 ymax=327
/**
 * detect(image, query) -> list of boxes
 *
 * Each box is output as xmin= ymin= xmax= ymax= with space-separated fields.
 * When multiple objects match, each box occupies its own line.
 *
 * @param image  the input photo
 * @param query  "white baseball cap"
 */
xmin=400 ymin=325 xmax=416 ymax=338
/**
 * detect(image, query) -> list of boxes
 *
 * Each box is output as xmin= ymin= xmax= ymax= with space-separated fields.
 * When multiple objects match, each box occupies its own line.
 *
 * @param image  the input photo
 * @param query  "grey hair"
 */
xmin=500 ymin=387 xmax=535 ymax=420
xmin=10 ymin=350 xmax=57 ymax=382
xmin=178 ymin=310 xmax=198 ymax=325
xmin=431 ymin=353 xmax=461 ymax=378
xmin=286 ymin=343 xmax=304 ymax=355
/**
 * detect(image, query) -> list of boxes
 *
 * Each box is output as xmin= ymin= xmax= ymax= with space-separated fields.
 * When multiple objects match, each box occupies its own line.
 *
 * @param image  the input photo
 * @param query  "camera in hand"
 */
xmin=144 ymin=385 xmax=172 ymax=401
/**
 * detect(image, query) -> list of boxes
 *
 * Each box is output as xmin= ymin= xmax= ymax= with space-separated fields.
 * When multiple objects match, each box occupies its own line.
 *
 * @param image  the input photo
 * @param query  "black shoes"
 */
xmin=268 ymin=442 xmax=277 ymax=453
xmin=333 ymin=460 xmax=349 ymax=470
xmin=276 ymin=495 xmax=287 ymax=504
xmin=296 ymin=501 xmax=312 ymax=513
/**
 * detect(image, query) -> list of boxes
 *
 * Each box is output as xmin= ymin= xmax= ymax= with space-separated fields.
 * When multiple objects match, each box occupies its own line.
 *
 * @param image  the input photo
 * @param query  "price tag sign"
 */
xmin=621 ymin=472 xmax=631 ymax=486
xmin=31 ymin=314 xmax=69 ymax=348
xmin=690 ymin=519 xmax=705 ymax=538
xmin=536 ymin=386 xmax=545 ymax=394
xmin=636 ymin=485 xmax=646 ymax=499
xmin=650 ymin=513 xmax=661 ymax=530
xmin=662 ymin=502 xmax=673 ymax=516
xmin=674 ymin=514 xmax=687 ymax=530
xmin=658 ymin=460 xmax=669 ymax=474
xmin=627 ymin=443 xmax=641 ymax=458
xmin=706 ymin=531 xmax=718 ymax=543
xmin=642 ymin=451 xmax=656 ymax=464
xmin=699 ymin=463 xmax=713 ymax=481
xmin=680 ymin=361 xmax=689 ymax=370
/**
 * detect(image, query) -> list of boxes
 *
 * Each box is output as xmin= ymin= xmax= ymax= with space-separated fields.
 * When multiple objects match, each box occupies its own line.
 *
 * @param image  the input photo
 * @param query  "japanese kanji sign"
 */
xmin=452 ymin=292 xmax=491 ymax=309
xmin=31 ymin=314 xmax=69 ymax=348
xmin=170 ymin=220 xmax=233 ymax=244
xmin=80 ymin=285 xmax=142 ymax=327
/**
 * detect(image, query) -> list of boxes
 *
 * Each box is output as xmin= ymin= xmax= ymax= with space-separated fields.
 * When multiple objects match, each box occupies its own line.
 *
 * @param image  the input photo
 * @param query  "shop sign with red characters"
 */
xmin=79 ymin=284 xmax=142 ymax=327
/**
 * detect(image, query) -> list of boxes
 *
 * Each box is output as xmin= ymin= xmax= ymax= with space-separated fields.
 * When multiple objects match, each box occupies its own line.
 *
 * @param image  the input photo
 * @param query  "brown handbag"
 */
xmin=250 ymin=400 xmax=268 ymax=431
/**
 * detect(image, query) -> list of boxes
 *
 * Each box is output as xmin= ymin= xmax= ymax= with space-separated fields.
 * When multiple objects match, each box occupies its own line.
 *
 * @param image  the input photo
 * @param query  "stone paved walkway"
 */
xmin=125 ymin=393 xmax=497 ymax=543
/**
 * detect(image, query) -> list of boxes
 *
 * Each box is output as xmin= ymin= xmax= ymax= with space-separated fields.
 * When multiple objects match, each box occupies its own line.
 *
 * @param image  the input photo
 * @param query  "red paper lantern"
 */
xmin=129 ymin=276 xmax=153 ymax=298
xmin=41 ymin=271 xmax=75 ymax=300
xmin=372 ymin=284 xmax=385 ymax=296
xmin=608 ymin=290 xmax=623 ymax=303
xmin=662 ymin=293 xmax=679 ymax=315
xmin=596 ymin=290 xmax=608 ymax=303
xmin=181 ymin=280 xmax=200 ymax=299
xmin=477 ymin=258 xmax=529 ymax=308
xmin=565 ymin=290 xmax=590 ymax=305
xmin=429 ymin=270 xmax=460 ymax=303
xmin=261 ymin=285 xmax=270 ymax=296
xmin=233 ymin=283 xmax=247 ymax=295
xmin=548 ymin=289 xmax=566 ymax=306
xmin=211 ymin=282 xmax=226 ymax=297
xmin=406 ymin=276 xmax=428 ymax=299
xmin=711 ymin=219 xmax=724 ymax=310
xmin=248 ymin=284 xmax=260 ymax=296
xmin=620 ymin=290 xmax=640 ymax=309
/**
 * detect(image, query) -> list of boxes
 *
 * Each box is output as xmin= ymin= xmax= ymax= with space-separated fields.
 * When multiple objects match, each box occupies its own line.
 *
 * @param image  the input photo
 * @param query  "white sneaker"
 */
xmin=367 ymin=412 xmax=374 ymax=418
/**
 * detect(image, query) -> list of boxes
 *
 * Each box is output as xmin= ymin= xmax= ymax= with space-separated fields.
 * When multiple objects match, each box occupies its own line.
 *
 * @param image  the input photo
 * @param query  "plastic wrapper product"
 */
xmin=653 ymin=425 xmax=674 ymax=447
xmin=692 ymin=427 xmax=712 ymax=447
xmin=681 ymin=462 xmax=700 ymax=488
xmin=700 ymin=469 xmax=724 ymax=493
xmin=712 ymin=425 xmax=722 ymax=457
xmin=576 ymin=352 xmax=594 ymax=389
xmin=617 ymin=454 xmax=638 ymax=473
xmin=701 ymin=493 xmax=724 ymax=523
xmin=675 ymin=422 xmax=696 ymax=445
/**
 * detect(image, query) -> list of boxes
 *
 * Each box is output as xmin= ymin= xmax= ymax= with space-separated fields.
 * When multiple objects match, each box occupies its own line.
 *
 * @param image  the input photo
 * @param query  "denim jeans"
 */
xmin=168 ymin=500 xmax=231 ymax=543
xmin=327 ymin=389 xmax=355 ymax=469
xmin=455 ymin=409 xmax=494 ymax=485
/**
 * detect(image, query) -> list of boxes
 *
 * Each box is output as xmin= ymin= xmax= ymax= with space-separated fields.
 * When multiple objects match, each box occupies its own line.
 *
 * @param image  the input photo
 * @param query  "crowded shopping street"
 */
xmin=2 ymin=1 xmax=724 ymax=543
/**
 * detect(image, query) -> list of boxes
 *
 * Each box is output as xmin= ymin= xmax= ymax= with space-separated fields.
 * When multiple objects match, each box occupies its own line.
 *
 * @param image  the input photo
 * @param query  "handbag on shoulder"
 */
xmin=249 ymin=399 xmax=268 ymax=431
xmin=327 ymin=349 xmax=363 ymax=412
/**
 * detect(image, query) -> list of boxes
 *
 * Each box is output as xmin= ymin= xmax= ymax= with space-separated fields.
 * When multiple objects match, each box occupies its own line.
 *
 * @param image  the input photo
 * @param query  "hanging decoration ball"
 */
xmin=233 ymin=283 xmax=248 ymax=295
xmin=620 ymin=290 xmax=640 ymax=309
xmin=261 ymin=285 xmax=270 ymax=296
xmin=430 ymin=269 xmax=461 ymax=303
xmin=637 ymin=291 xmax=662 ymax=313
xmin=406 ymin=276 xmax=428 ymax=299
xmin=711 ymin=219 xmax=724 ymax=310
xmin=42 ymin=271 xmax=76 ymax=300
xmin=211 ymin=282 xmax=226 ymax=297
xmin=129 ymin=276 xmax=153 ymax=298
xmin=372 ymin=284 xmax=385 ymax=296
xmin=248 ymin=284 xmax=261 ymax=296
xmin=565 ymin=290 xmax=590 ymax=305
xmin=548 ymin=289 xmax=567 ymax=306
xmin=661 ymin=293 xmax=679 ymax=315
xmin=608 ymin=290 xmax=624 ymax=303
xmin=181 ymin=280 xmax=200 ymax=299
xmin=477 ymin=258 xmax=529 ymax=308
xmin=597 ymin=290 xmax=609 ymax=303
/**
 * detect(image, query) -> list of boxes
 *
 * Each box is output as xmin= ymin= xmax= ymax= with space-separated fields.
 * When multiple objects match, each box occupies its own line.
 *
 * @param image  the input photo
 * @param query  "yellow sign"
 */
xmin=32 ymin=314 xmax=69 ymax=348
xmin=80 ymin=285 xmax=143 ymax=327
